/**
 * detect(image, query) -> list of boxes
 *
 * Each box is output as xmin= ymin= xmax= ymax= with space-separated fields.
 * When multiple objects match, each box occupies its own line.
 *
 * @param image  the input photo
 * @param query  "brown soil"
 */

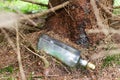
xmin=0 ymin=25 xmax=120 ymax=80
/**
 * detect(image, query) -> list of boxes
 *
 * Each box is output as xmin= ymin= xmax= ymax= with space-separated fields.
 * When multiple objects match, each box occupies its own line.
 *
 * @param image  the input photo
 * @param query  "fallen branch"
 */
xmin=98 ymin=3 xmax=120 ymax=20
xmin=90 ymin=0 xmax=109 ymax=35
xmin=98 ymin=3 xmax=115 ymax=17
xmin=15 ymin=25 xmax=27 ymax=80
xmin=21 ymin=0 xmax=48 ymax=7
xmin=90 ymin=0 xmax=102 ymax=27
xmin=21 ymin=1 xmax=70 ymax=20
xmin=0 ymin=1 xmax=70 ymax=29
xmin=15 ymin=10 xmax=38 ymax=26
xmin=48 ymin=2 xmax=57 ymax=15
xmin=1 ymin=28 xmax=26 ymax=80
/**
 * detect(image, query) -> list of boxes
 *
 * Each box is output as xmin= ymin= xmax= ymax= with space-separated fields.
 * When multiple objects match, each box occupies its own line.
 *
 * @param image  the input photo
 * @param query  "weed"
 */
xmin=102 ymin=54 xmax=120 ymax=68
xmin=0 ymin=66 xmax=14 ymax=74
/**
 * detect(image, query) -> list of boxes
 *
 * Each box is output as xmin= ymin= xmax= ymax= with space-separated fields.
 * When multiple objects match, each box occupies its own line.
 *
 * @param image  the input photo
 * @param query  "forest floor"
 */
xmin=0 ymin=21 xmax=120 ymax=80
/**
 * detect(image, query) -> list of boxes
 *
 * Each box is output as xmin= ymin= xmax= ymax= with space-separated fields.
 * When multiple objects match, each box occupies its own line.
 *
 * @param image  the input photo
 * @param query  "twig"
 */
xmin=110 ymin=21 xmax=120 ymax=26
xmin=90 ymin=0 xmax=109 ymax=35
xmin=20 ymin=1 xmax=70 ymax=20
xmin=98 ymin=3 xmax=116 ymax=17
xmin=98 ymin=3 xmax=120 ymax=20
xmin=19 ymin=32 xmax=49 ymax=71
xmin=48 ymin=2 xmax=57 ymax=15
xmin=1 ymin=28 xmax=27 ymax=80
xmin=87 ymin=28 xmax=120 ymax=34
xmin=19 ymin=14 xmax=38 ymax=27
xmin=15 ymin=24 xmax=27 ymax=80
xmin=14 ymin=9 xmax=38 ymax=26
xmin=1 ymin=29 xmax=16 ymax=51
xmin=18 ymin=32 xmax=36 ymax=51
xmin=64 ymin=7 xmax=74 ymax=21
xmin=21 ymin=0 xmax=48 ymax=7
xmin=90 ymin=0 xmax=103 ymax=27
xmin=91 ymin=49 xmax=120 ymax=60
xmin=32 ymin=74 xmax=59 ymax=78
xmin=0 ymin=1 xmax=69 ymax=28
xmin=52 ymin=58 xmax=70 ymax=74
xmin=22 ymin=44 xmax=49 ymax=68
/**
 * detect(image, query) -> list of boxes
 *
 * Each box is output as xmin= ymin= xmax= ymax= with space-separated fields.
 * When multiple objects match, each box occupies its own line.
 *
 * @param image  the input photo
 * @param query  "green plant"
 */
xmin=0 ymin=66 xmax=14 ymax=74
xmin=113 ymin=0 xmax=120 ymax=15
xmin=0 ymin=66 xmax=17 ymax=80
xmin=0 ymin=0 xmax=48 ymax=13
xmin=102 ymin=54 xmax=120 ymax=68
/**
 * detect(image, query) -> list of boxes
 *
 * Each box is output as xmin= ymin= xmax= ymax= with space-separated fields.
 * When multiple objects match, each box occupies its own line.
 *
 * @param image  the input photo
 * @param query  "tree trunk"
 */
xmin=46 ymin=0 xmax=113 ymax=46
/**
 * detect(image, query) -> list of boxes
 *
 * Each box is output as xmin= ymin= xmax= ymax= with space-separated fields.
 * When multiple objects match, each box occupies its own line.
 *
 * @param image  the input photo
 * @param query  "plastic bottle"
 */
xmin=38 ymin=34 xmax=95 ymax=69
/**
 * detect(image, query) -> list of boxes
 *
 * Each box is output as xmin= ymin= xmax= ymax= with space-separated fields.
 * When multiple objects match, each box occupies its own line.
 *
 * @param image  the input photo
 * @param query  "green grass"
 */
xmin=0 ymin=0 xmax=119 ymax=14
xmin=0 ymin=0 xmax=48 ymax=13
xmin=114 ymin=0 xmax=120 ymax=6
xmin=102 ymin=54 xmax=120 ymax=68
xmin=0 ymin=66 xmax=14 ymax=74
xmin=114 ymin=0 xmax=120 ymax=15
xmin=0 ymin=66 xmax=17 ymax=80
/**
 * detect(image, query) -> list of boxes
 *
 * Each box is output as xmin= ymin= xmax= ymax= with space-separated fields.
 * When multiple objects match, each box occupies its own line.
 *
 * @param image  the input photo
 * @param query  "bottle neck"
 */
xmin=79 ymin=59 xmax=88 ymax=66
xmin=79 ymin=59 xmax=95 ymax=70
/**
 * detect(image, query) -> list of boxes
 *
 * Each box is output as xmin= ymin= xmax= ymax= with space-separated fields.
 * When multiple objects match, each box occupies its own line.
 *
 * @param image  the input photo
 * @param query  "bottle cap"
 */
xmin=87 ymin=62 xmax=95 ymax=70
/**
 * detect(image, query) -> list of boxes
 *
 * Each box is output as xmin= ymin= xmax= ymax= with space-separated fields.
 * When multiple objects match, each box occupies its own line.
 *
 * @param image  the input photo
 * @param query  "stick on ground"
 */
xmin=16 ymin=24 xmax=27 ymax=80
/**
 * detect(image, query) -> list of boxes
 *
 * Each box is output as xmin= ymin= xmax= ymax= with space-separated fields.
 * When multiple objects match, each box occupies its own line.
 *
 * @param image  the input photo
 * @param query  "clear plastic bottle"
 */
xmin=38 ymin=34 xmax=95 ymax=69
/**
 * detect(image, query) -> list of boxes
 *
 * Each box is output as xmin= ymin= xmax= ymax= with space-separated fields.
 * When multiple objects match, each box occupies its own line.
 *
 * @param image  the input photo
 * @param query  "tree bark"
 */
xmin=46 ymin=0 xmax=113 ymax=46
